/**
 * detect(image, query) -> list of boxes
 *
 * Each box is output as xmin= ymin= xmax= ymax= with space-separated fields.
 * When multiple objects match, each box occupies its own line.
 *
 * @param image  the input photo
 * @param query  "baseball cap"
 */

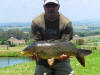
xmin=44 ymin=0 xmax=59 ymax=6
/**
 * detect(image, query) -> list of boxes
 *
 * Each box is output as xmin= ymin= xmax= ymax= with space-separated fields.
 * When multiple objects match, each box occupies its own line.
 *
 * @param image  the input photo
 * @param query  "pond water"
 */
xmin=88 ymin=41 xmax=100 ymax=44
xmin=0 ymin=57 xmax=32 ymax=68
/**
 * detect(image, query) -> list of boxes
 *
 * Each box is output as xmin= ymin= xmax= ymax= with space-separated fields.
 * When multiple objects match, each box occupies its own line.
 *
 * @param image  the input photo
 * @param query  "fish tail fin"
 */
xmin=76 ymin=49 xmax=92 ymax=67
xmin=76 ymin=55 xmax=85 ymax=67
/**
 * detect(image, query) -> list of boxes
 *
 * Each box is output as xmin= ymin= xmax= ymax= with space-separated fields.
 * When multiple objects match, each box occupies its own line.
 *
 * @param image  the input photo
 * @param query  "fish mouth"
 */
xmin=20 ymin=51 xmax=34 ymax=56
xmin=20 ymin=51 xmax=25 ymax=55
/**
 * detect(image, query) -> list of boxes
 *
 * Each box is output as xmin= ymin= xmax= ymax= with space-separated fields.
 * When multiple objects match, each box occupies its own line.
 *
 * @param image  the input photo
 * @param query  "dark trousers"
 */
xmin=34 ymin=59 xmax=75 ymax=75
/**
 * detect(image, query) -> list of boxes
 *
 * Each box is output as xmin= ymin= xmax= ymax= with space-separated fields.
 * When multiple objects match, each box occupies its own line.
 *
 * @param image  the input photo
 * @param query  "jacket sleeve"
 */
xmin=61 ymin=22 xmax=73 ymax=41
xmin=30 ymin=21 xmax=43 ymax=41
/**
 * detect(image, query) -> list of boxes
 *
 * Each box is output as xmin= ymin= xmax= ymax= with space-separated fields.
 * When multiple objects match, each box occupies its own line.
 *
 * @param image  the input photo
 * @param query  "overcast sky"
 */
xmin=0 ymin=0 xmax=100 ymax=22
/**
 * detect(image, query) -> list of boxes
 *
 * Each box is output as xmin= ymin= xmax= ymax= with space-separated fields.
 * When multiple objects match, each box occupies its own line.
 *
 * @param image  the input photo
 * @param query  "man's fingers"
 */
xmin=59 ymin=54 xmax=69 ymax=61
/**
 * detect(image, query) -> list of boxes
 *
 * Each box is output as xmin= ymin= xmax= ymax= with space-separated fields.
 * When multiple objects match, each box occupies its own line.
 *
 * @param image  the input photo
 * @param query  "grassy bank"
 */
xmin=0 ymin=50 xmax=100 ymax=75
xmin=0 ymin=61 xmax=36 ymax=75
xmin=0 ymin=45 xmax=26 ymax=57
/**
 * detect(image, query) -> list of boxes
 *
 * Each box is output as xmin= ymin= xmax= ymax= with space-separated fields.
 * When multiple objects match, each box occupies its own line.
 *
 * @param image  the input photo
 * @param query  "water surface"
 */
xmin=0 ymin=57 xmax=32 ymax=68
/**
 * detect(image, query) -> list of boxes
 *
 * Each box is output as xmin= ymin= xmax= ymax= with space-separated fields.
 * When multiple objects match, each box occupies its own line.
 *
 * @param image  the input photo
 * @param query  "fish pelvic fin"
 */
xmin=76 ymin=55 xmax=85 ymax=67
xmin=47 ymin=58 xmax=55 ymax=66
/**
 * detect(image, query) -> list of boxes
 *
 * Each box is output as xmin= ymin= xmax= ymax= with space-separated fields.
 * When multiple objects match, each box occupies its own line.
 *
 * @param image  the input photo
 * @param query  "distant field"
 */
xmin=0 ymin=50 xmax=100 ymax=75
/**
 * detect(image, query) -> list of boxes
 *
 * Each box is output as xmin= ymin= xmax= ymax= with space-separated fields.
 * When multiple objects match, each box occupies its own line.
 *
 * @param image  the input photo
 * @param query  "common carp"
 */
xmin=21 ymin=40 xmax=92 ymax=67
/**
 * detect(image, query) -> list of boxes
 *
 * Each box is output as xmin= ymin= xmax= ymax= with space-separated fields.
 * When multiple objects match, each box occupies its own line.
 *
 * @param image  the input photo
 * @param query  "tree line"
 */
xmin=0 ymin=29 xmax=29 ymax=40
xmin=74 ymin=31 xmax=100 ymax=37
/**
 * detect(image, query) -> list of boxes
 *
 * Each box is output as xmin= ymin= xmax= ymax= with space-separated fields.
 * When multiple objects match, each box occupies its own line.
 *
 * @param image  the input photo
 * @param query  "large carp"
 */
xmin=21 ymin=40 xmax=92 ymax=67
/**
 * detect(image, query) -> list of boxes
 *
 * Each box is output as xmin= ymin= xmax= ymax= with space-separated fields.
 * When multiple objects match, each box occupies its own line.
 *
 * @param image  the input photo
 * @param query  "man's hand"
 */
xmin=59 ymin=54 xmax=69 ymax=61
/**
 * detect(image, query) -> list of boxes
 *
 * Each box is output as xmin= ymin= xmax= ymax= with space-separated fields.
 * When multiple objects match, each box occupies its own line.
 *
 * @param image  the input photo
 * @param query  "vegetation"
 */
xmin=71 ymin=50 xmax=100 ymax=75
xmin=0 ymin=23 xmax=100 ymax=38
xmin=0 ymin=29 xmax=29 ymax=40
xmin=74 ymin=31 xmax=100 ymax=37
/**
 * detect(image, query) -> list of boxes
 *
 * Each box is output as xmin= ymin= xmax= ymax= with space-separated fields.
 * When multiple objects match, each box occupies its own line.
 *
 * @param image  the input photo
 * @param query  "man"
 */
xmin=30 ymin=0 xmax=75 ymax=75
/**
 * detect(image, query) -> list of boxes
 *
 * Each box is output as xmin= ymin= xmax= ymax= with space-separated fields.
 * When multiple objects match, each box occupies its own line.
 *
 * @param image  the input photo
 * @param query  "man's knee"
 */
xmin=69 ymin=71 xmax=75 ymax=75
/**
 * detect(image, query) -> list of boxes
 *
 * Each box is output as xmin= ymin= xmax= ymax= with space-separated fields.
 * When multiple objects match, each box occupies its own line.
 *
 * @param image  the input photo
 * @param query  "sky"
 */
xmin=0 ymin=0 xmax=100 ymax=22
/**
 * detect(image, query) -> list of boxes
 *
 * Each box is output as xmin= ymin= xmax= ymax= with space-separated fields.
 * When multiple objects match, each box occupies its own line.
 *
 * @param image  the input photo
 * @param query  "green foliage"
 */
xmin=26 ymin=41 xmax=34 ymax=45
xmin=74 ymin=31 xmax=100 ymax=37
xmin=0 ymin=38 xmax=8 ymax=45
xmin=93 ymin=42 xmax=98 ymax=46
xmin=0 ymin=29 xmax=29 ymax=40
xmin=0 ymin=38 xmax=8 ymax=41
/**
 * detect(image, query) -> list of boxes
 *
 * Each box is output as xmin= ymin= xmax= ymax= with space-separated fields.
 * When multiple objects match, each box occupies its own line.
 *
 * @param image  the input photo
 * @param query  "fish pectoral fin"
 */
xmin=47 ymin=58 xmax=55 ymax=66
xmin=76 ymin=55 xmax=85 ymax=67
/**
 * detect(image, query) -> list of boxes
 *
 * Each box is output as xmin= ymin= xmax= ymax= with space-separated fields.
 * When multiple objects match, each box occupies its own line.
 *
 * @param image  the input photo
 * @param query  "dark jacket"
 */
xmin=30 ymin=13 xmax=73 ymax=41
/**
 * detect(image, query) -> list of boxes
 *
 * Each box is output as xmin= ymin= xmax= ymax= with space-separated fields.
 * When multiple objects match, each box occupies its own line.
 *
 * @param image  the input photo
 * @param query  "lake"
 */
xmin=0 ymin=57 xmax=32 ymax=68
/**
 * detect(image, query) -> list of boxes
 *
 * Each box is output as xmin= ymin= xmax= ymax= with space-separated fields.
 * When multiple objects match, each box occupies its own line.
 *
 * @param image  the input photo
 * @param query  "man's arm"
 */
xmin=30 ymin=21 xmax=43 ymax=41
xmin=59 ymin=22 xmax=73 ymax=60
xmin=61 ymin=22 xmax=73 ymax=41
xmin=29 ymin=21 xmax=43 ymax=60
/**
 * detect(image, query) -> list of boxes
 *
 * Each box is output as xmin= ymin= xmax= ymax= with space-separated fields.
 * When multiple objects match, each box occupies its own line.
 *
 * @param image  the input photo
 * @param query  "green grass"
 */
xmin=0 ymin=50 xmax=100 ymax=75
xmin=0 ymin=61 xmax=36 ymax=75
xmin=70 ymin=50 xmax=100 ymax=75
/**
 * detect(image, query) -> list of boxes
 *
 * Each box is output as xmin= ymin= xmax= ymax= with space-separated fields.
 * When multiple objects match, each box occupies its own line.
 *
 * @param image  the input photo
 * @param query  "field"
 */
xmin=0 ymin=45 xmax=26 ymax=57
xmin=0 ymin=50 xmax=100 ymax=75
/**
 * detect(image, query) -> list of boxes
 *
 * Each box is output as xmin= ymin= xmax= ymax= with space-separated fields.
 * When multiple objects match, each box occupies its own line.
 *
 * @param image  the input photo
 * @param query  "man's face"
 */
xmin=44 ymin=3 xmax=60 ymax=19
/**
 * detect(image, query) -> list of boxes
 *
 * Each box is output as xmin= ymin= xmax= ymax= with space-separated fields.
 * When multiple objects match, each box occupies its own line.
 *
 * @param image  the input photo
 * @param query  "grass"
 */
xmin=0 ymin=50 xmax=100 ymax=75
xmin=0 ymin=61 xmax=36 ymax=75
xmin=71 ymin=50 xmax=100 ymax=75
xmin=0 ymin=45 xmax=26 ymax=57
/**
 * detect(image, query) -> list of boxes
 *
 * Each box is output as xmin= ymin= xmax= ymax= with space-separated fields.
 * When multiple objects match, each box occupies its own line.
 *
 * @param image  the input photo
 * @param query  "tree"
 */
xmin=0 ymin=29 xmax=29 ymax=40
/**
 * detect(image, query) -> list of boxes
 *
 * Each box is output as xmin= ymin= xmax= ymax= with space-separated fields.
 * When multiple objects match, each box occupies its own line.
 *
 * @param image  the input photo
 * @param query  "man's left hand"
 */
xmin=59 ymin=54 xmax=69 ymax=61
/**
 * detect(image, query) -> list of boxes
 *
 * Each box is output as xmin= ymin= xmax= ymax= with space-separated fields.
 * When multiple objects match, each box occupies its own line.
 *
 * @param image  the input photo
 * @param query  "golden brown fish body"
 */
xmin=21 ymin=41 xmax=92 ymax=67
